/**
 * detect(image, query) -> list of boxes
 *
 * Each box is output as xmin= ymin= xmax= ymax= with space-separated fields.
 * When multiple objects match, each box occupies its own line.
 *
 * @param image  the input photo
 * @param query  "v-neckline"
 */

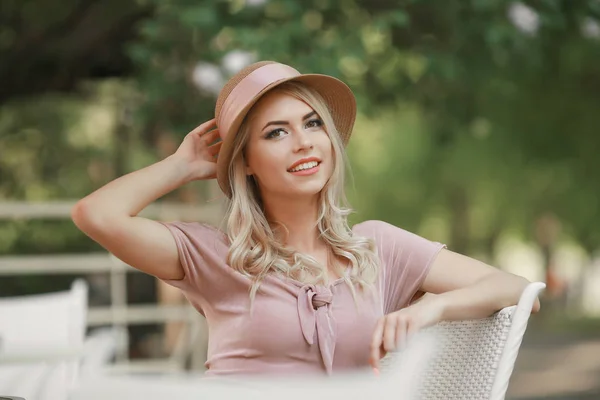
xmin=266 ymin=266 xmax=349 ymax=289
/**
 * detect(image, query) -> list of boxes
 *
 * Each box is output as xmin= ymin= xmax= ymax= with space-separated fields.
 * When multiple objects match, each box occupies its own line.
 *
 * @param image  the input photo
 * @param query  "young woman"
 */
xmin=72 ymin=61 xmax=540 ymax=377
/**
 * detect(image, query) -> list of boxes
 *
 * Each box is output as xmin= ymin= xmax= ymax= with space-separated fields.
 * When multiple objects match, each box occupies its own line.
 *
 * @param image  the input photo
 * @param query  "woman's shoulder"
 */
xmin=352 ymin=219 xmax=440 ymax=249
xmin=351 ymin=219 xmax=399 ymax=237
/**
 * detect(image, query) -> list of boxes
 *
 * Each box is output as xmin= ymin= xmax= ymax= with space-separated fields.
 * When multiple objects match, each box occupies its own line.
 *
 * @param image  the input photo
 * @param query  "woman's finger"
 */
xmin=201 ymin=128 xmax=221 ymax=145
xmin=205 ymin=169 xmax=217 ymax=179
xmin=383 ymin=316 xmax=398 ymax=353
xmin=370 ymin=317 xmax=385 ymax=367
xmin=208 ymin=141 xmax=223 ymax=156
xmin=190 ymin=119 xmax=217 ymax=136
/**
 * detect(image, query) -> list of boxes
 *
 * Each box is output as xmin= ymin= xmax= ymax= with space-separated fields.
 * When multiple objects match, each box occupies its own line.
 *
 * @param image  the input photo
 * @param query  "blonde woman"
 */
xmin=72 ymin=61 xmax=540 ymax=377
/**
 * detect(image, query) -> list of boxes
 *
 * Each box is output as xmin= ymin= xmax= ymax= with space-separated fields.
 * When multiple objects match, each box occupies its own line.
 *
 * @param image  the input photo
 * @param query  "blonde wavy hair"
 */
xmin=224 ymin=81 xmax=379 ymax=301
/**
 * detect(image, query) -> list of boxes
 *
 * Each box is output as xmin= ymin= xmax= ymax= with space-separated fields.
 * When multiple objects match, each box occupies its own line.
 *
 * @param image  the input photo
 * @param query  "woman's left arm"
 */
xmin=370 ymin=248 xmax=540 ymax=369
xmin=422 ymin=249 xmax=541 ymax=321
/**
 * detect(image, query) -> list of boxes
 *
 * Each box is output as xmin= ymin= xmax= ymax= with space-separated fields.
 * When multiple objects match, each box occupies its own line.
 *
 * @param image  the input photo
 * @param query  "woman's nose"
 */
xmin=293 ymin=129 xmax=314 ymax=152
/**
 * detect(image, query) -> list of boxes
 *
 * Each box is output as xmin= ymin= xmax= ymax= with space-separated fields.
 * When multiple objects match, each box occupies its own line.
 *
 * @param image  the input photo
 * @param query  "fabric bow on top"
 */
xmin=297 ymin=285 xmax=337 ymax=374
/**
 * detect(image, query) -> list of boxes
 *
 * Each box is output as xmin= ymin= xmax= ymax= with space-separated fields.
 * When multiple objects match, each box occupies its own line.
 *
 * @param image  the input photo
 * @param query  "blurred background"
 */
xmin=1 ymin=0 xmax=599 ymax=398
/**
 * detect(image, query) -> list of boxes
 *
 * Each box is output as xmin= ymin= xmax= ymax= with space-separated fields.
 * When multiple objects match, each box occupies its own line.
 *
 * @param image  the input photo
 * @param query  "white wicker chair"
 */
xmin=79 ymin=326 xmax=128 ymax=378
xmin=70 ymin=282 xmax=545 ymax=400
xmin=0 ymin=279 xmax=88 ymax=358
xmin=379 ymin=281 xmax=546 ymax=400
xmin=0 ymin=279 xmax=89 ymax=400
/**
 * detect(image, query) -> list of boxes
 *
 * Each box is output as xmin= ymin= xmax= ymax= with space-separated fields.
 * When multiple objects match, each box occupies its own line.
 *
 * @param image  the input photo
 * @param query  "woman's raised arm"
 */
xmin=71 ymin=119 xmax=221 ymax=280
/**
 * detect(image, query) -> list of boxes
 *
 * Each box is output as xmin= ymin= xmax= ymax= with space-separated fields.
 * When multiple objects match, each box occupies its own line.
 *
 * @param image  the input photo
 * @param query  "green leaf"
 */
xmin=178 ymin=6 xmax=218 ymax=28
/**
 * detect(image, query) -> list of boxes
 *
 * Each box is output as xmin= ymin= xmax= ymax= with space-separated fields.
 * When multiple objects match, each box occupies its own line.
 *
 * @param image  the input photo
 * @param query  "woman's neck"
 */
xmin=263 ymin=195 xmax=323 ymax=253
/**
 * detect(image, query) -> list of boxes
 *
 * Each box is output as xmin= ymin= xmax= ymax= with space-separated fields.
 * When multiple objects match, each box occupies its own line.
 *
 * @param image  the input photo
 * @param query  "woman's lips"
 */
xmin=288 ymin=163 xmax=321 ymax=176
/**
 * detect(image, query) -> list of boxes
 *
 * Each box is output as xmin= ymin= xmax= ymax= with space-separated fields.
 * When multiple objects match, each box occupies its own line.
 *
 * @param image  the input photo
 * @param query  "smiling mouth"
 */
xmin=287 ymin=161 xmax=321 ymax=173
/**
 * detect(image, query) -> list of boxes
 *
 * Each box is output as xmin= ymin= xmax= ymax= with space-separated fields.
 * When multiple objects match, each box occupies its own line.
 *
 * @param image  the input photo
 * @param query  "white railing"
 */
xmin=0 ymin=200 xmax=224 ymax=221
xmin=0 ymin=199 xmax=225 ymax=372
xmin=0 ymin=253 xmax=193 ymax=325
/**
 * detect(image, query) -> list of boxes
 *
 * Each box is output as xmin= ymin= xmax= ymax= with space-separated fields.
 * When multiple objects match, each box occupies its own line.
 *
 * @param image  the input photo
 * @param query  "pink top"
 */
xmin=160 ymin=220 xmax=445 ymax=377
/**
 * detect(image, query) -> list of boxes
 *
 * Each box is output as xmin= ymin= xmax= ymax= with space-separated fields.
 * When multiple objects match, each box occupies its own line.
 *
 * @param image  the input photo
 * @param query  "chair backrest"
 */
xmin=80 ymin=326 xmax=127 ymax=377
xmin=379 ymin=282 xmax=546 ymax=400
xmin=0 ymin=361 xmax=72 ymax=400
xmin=0 ymin=279 xmax=88 ymax=357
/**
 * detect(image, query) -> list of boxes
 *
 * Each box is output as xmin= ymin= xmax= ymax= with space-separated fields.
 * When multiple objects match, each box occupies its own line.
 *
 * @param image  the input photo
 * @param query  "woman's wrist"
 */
xmin=428 ymin=293 xmax=447 ymax=324
xmin=413 ymin=292 xmax=446 ymax=325
xmin=164 ymin=154 xmax=196 ymax=186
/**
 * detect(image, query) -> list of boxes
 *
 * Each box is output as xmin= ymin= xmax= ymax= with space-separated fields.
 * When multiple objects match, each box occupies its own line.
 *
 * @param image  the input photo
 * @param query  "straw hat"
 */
xmin=215 ymin=61 xmax=356 ymax=197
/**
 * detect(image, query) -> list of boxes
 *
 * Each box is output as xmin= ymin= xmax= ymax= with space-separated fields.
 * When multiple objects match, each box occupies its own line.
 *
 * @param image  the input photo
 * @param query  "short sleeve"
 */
xmin=353 ymin=220 xmax=446 ymax=314
xmin=158 ymin=221 xmax=229 ymax=293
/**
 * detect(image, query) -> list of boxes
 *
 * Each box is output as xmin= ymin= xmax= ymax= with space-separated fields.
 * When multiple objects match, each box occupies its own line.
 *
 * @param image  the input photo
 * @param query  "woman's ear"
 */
xmin=245 ymin=165 xmax=254 ymax=176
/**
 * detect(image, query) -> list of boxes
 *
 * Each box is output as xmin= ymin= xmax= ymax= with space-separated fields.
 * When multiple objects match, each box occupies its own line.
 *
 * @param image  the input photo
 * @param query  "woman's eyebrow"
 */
xmin=302 ymin=111 xmax=317 ymax=120
xmin=261 ymin=111 xmax=317 ymax=130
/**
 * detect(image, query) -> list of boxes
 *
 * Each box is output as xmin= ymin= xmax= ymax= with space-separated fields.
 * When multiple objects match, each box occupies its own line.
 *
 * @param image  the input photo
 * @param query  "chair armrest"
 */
xmin=490 ymin=281 xmax=546 ymax=400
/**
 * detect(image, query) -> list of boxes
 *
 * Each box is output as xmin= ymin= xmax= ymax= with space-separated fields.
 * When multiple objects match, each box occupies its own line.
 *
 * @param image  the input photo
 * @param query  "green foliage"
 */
xmin=1 ymin=0 xmax=599 ymax=261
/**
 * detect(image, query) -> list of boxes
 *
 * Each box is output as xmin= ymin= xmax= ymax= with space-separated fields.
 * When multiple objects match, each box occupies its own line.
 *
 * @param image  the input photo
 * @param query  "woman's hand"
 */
xmin=173 ymin=119 xmax=222 ymax=181
xmin=370 ymin=294 xmax=444 ymax=370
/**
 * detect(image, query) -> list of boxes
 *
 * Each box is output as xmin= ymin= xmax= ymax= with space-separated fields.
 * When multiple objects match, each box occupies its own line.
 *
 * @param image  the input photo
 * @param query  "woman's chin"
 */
xmin=264 ymin=181 xmax=327 ymax=199
xmin=292 ymin=179 xmax=328 ymax=196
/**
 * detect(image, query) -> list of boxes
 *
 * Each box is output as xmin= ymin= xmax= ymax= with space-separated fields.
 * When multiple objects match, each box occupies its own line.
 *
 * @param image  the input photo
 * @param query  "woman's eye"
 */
xmin=266 ymin=128 xmax=286 ymax=139
xmin=306 ymin=119 xmax=323 ymax=129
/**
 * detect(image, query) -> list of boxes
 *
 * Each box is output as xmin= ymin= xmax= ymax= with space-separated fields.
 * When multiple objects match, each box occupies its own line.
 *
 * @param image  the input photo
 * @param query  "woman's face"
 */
xmin=244 ymin=90 xmax=334 ymax=200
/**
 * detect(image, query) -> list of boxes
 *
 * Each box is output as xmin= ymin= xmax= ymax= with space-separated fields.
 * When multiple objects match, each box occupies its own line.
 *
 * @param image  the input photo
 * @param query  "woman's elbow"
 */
xmin=71 ymin=200 xmax=91 ymax=230
xmin=71 ymin=199 xmax=109 ymax=234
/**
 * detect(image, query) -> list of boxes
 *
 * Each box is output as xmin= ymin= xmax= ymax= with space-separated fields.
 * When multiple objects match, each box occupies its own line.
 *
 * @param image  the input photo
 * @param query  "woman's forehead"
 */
xmin=249 ymin=91 xmax=314 ymax=125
